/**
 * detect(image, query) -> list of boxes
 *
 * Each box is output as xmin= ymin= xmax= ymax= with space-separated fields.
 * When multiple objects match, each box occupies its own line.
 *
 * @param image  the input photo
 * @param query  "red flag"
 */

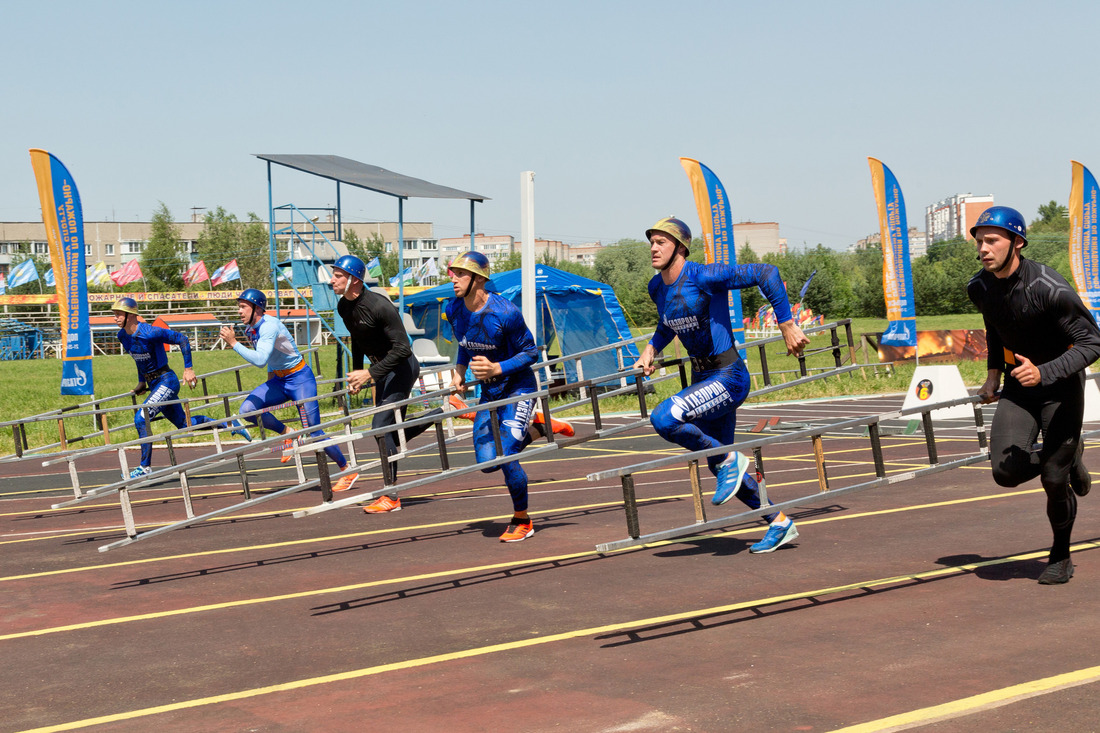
xmin=183 ymin=260 xmax=209 ymax=286
xmin=109 ymin=259 xmax=143 ymax=287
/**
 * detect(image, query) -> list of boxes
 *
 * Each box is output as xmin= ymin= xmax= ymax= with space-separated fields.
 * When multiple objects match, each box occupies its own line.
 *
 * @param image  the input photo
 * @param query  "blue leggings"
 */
xmin=240 ymin=365 xmax=347 ymax=468
xmin=649 ymin=362 xmax=776 ymax=520
xmin=472 ymin=390 xmax=536 ymax=512
xmin=135 ymin=371 xmax=214 ymax=467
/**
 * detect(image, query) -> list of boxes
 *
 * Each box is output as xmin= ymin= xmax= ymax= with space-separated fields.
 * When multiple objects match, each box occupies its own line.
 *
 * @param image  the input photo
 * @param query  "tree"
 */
xmin=195 ymin=206 xmax=240 ymax=285
xmin=592 ymin=239 xmax=657 ymax=326
xmin=238 ymin=213 xmax=271 ymax=288
xmin=141 ymin=202 xmax=188 ymax=290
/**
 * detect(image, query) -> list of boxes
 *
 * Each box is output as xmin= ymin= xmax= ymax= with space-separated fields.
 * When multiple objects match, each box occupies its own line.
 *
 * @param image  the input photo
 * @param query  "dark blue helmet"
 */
xmin=237 ymin=288 xmax=267 ymax=311
xmin=332 ymin=255 xmax=366 ymax=281
xmin=970 ymin=206 xmax=1028 ymax=244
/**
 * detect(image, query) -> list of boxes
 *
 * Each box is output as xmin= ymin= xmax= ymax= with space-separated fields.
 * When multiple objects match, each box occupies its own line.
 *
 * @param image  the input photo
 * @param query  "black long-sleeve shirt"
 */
xmin=336 ymin=289 xmax=413 ymax=380
xmin=967 ymin=256 xmax=1100 ymax=388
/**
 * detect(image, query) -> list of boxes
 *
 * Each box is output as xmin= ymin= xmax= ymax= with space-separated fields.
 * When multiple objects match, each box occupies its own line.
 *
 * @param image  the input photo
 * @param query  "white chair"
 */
xmin=411 ymin=338 xmax=450 ymax=365
xmin=369 ymin=286 xmax=393 ymax=303
xmin=402 ymin=312 xmax=425 ymax=336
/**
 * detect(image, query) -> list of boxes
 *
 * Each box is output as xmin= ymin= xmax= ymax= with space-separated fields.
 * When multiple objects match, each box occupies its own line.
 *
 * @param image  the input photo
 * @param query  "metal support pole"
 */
xmin=868 ymin=422 xmax=887 ymax=478
xmin=490 ymin=409 xmax=504 ymax=456
xmin=634 ymin=375 xmax=648 ymax=419
xmin=237 ymin=452 xmax=251 ymax=500
xmin=922 ymin=411 xmax=939 ymax=465
xmin=434 ymin=421 xmax=450 ymax=471
xmin=812 ymin=434 xmax=829 ymax=491
xmin=317 ymin=452 xmax=333 ymax=503
xmin=621 ymin=474 xmax=640 ymax=540
xmin=758 ymin=344 xmax=771 ymax=386
xmin=972 ymin=403 xmax=988 ymax=450
xmin=688 ymin=460 xmax=706 ymax=523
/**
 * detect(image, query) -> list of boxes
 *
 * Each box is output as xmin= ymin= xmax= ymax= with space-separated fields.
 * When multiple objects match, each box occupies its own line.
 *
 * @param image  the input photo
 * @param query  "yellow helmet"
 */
xmin=646 ymin=216 xmax=692 ymax=255
xmin=111 ymin=297 xmax=139 ymax=315
xmin=449 ymin=251 xmax=491 ymax=280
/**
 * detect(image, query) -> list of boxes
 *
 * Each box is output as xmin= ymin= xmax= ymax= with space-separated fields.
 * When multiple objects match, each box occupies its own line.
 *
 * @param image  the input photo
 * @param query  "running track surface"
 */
xmin=1 ymin=394 xmax=1098 ymax=732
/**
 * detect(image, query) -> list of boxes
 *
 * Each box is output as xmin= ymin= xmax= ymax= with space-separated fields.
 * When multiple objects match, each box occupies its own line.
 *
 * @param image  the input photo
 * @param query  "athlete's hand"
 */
xmin=449 ymin=370 xmax=467 ymax=396
xmin=633 ymin=344 xmax=657 ymax=376
xmin=779 ymin=320 xmax=810 ymax=357
xmin=1010 ymin=354 xmax=1041 ymax=388
xmin=133 ymin=382 xmax=148 ymax=396
xmin=347 ymin=369 xmax=371 ymax=395
xmin=468 ymin=355 xmax=501 ymax=381
xmin=977 ymin=375 xmax=1001 ymax=404
xmin=219 ymin=325 xmax=238 ymax=347
xmin=182 ymin=368 xmax=197 ymax=390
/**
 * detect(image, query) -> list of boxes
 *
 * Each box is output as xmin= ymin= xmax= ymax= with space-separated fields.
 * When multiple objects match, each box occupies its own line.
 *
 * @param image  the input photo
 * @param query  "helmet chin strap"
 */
xmin=659 ymin=246 xmax=685 ymax=272
xmin=994 ymin=243 xmax=1021 ymax=275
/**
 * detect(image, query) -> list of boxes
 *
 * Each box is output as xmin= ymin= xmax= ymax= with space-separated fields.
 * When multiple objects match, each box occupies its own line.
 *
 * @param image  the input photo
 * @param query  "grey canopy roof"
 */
xmin=254 ymin=154 xmax=489 ymax=201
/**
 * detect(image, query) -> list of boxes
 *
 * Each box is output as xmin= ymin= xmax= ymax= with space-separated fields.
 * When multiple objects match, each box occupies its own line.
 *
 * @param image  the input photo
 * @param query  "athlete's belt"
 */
xmin=144 ymin=366 xmax=171 ymax=380
xmin=690 ymin=347 xmax=740 ymax=372
xmin=270 ymin=359 xmax=306 ymax=379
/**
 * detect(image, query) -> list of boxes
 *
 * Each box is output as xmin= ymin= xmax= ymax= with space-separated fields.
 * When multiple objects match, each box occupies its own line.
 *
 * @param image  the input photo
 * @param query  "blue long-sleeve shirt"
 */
xmin=648 ymin=261 xmax=792 ymax=358
xmin=234 ymin=315 xmax=304 ymax=372
xmin=446 ymin=293 xmax=538 ymax=400
xmin=118 ymin=323 xmax=194 ymax=381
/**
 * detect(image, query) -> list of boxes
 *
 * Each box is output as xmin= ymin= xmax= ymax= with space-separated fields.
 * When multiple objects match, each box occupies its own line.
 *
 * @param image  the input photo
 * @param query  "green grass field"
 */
xmin=0 ymin=316 xmax=987 ymax=452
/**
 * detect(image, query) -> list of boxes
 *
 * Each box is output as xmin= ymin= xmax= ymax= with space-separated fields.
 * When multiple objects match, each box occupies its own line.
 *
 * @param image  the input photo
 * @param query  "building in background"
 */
xmin=925 ymin=194 xmax=995 ymax=248
xmin=848 ymin=227 xmax=929 ymax=259
xmin=0 ymin=219 xmax=433 ymax=278
xmin=733 ymin=221 xmax=786 ymax=256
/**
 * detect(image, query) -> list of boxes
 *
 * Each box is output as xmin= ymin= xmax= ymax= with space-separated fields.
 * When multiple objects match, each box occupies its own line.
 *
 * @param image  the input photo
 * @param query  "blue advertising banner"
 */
xmin=867 ymin=157 xmax=916 ymax=347
xmin=680 ymin=157 xmax=746 ymax=354
xmin=30 ymin=149 xmax=93 ymax=395
xmin=1069 ymin=160 xmax=1100 ymax=328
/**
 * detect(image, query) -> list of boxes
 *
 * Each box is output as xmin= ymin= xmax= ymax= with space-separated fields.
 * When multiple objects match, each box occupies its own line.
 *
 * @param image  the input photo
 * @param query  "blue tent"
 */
xmin=403 ymin=265 xmax=639 ymax=384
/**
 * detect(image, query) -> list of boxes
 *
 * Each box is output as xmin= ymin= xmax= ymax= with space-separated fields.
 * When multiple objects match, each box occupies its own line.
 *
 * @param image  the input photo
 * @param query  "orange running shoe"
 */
xmin=331 ymin=472 xmax=360 ymax=493
xmin=448 ymin=394 xmax=476 ymax=420
xmin=279 ymin=437 xmax=298 ymax=464
xmin=363 ymin=495 xmax=402 ymax=513
xmin=500 ymin=518 xmax=534 ymax=542
xmin=533 ymin=411 xmax=574 ymax=437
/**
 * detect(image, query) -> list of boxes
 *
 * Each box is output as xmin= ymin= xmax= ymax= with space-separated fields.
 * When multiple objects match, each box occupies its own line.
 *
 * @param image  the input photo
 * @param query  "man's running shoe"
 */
xmin=229 ymin=419 xmax=253 ymax=443
xmin=364 ymin=495 xmax=402 ymax=513
xmin=712 ymin=451 xmax=749 ymax=505
xmin=500 ymin=518 xmax=534 ymax=542
xmin=1038 ymin=558 xmax=1074 ymax=584
xmin=448 ymin=394 xmax=476 ymax=421
xmin=1070 ymin=449 xmax=1091 ymax=497
xmin=280 ymin=437 xmax=298 ymax=464
xmin=331 ymin=472 xmax=360 ymax=493
xmin=750 ymin=522 xmax=800 ymax=554
xmin=532 ymin=411 xmax=574 ymax=437
xmin=125 ymin=465 xmax=152 ymax=480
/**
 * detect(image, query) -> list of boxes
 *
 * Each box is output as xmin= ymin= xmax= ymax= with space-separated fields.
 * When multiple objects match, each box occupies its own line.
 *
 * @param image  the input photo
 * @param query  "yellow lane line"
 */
xmin=829 ymin=664 xmax=1100 ymax=732
xmin=0 ymin=486 xmax=1055 ymax=638
xmin=16 ymin=540 xmax=1100 ymax=733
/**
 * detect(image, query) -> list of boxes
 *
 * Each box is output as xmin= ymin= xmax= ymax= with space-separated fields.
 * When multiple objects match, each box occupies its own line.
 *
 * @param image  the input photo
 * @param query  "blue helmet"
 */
xmin=449 ymin=251 xmax=491 ymax=280
xmin=332 ymin=255 xmax=366 ymax=281
xmin=237 ymin=288 xmax=267 ymax=311
xmin=970 ymin=206 xmax=1028 ymax=244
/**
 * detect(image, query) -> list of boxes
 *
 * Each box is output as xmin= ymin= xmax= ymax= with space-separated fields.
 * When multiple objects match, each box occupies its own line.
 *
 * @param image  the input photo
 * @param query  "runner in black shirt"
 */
xmin=333 ymin=255 xmax=444 ymax=513
xmin=967 ymin=206 xmax=1100 ymax=584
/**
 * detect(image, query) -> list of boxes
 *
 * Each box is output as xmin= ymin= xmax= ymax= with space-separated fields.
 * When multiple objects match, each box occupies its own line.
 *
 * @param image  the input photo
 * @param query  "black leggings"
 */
xmin=989 ymin=375 xmax=1083 ymax=562
xmin=374 ymin=355 xmax=442 ymax=481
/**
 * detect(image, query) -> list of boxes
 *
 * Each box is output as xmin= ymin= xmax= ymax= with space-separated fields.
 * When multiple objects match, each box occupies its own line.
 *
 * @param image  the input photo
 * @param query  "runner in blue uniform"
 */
xmin=113 ymin=297 xmax=251 ymax=478
xmin=968 ymin=206 xmax=1100 ymax=584
xmin=219 ymin=289 xmax=358 ymax=493
xmin=445 ymin=251 xmax=571 ymax=542
xmin=633 ymin=217 xmax=809 ymax=553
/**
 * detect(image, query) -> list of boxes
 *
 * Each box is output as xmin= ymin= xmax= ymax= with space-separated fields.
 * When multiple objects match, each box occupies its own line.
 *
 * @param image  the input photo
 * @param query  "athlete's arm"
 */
xmin=231 ymin=320 xmax=275 ymax=368
xmin=495 ymin=310 xmax=538 ymax=377
xmin=1038 ymin=288 xmax=1100 ymax=385
xmin=708 ymin=262 xmax=793 ymax=323
xmin=367 ymin=302 xmax=413 ymax=381
xmin=978 ymin=368 xmax=1002 ymax=403
xmin=777 ymin=319 xmax=809 ymax=356
xmin=633 ymin=342 xmax=658 ymax=376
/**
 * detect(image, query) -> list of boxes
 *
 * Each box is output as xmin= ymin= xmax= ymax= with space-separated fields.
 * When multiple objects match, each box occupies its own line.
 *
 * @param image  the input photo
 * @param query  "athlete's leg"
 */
xmin=285 ymin=367 xmax=347 ymax=468
xmin=472 ymin=394 xmax=536 ymax=512
xmin=134 ymin=375 xmax=181 ymax=468
xmin=1038 ymin=381 xmax=1085 ymax=563
xmin=989 ymin=391 xmax=1042 ymax=488
xmin=240 ymin=379 xmax=290 ymax=435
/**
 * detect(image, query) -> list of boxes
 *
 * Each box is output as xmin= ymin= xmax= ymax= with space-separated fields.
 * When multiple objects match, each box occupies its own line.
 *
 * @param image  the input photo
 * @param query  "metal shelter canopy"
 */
xmin=253 ymin=155 xmax=489 ymax=201
xmin=254 ymin=154 xmax=489 ymax=314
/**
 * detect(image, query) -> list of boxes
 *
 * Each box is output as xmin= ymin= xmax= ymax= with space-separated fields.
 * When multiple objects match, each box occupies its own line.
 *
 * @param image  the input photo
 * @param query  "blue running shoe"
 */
xmin=229 ymin=419 xmax=253 ymax=442
xmin=712 ymin=451 xmax=750 ymax=505
xmin=125 ymin=465 xmax=152 ymax=480
xmin=750 ymin=522 xmax=799 ymax=554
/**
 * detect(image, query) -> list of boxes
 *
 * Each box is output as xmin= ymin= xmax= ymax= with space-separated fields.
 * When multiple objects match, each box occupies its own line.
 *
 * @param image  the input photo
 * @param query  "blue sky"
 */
xmin=5 ymin=0 xmax=1099 ymax=250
